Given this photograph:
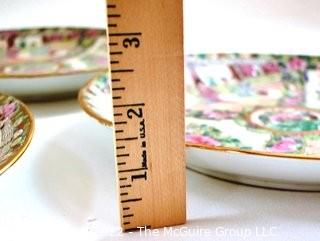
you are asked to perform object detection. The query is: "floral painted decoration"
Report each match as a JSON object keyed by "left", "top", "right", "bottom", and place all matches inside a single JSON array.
[
  {"left": 0, "top": 94, "right": 33, "bottom": 166},
  {"left": 78, "top": 74, "right": 113, "bottom": 126},
  {"left": 80, "top": 53, "right": 320, "bottom": 157},
  {"left": 185, "top": 54, "right": 320, "bottom": 156},
  {"left": 0, "top": 28, "right": 108, "bottom": 76}
]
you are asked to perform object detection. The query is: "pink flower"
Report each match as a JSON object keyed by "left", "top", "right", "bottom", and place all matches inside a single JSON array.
[
  {"left": 270, "top": 110, "right": 302, "bottom": 122},
  {"left": 196, "top": 82, "right": 220, "bottom": 101},
  {"left": 1, "top": 103, "right": 16, "bottom": 118},
  {"left": 270, "top": 138, "right": 297, "bottom": 153},
  {"left": 186, "top": 134, "right": 220, "bottom": 146},
  {"left": 282, "top": 95, "right": 303, "bottom": 106},
  {"left": 261, "top": 62, "right": 280, "bottom": 74},
  {"left": 86, "top": 29, "right": 99, "bottom": 37},
  {"left": 288, "top": 57, "right": 307, "bottom": 71},
  {"left": 237, "top": 64, "right": 256, "bottom": 77},
  {"left": 189, "top": 66, "right": 220, "bottom": 102},
  {"left": 203, "top": 110, "right": 235, "bottom": 120},
  {"left": 7, "top": 48, "right": 19, "bottom": 58}
]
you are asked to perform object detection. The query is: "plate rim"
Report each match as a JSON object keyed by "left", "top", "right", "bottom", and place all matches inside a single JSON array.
[
  {"left": 78, "top": 74, "right": 113, "bottom": 127},
  {"left": 79, "top": 74, "right": 320, "bottom": 161},
  {"left": 0, "top": 93, "right": 35, "bottom": 174},
  {"left": 0, "top": 27, "right": 108, "bottom": 79}
]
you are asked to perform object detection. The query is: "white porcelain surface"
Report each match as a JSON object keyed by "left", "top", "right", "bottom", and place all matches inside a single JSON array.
[
  {"left": 0, "top": 72, "right": 101, "bottom": 98},
  {"left": 1, "top": 100, "right": 318, "bottom": 241},
  {"left": 2, "top": 0, "right": 320, "bottom": 240},
  {"left": 187, "top": 147, "right": 320, "bottom": 190},
  {"left": 81, "top": 74, "right": 320, "bottom": 190}
]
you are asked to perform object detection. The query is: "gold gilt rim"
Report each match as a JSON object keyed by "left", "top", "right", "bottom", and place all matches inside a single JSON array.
[
  {"left": 0, "top": 27, "right": 107, "bottom": 79},
  {"left": 78, "top": 75, "right": 113, "bottom": 127},
  {"left": 0, "top": 93, "right": 35, "bottom": 175},
  {"left": 78, "top": 76, "right": 320, "bottom": 161},
  {"left": 185, "top": 142, "right": 320, "bottom": 161}
]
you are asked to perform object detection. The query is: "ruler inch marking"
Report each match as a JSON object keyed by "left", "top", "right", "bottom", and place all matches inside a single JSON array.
[
  {"left": 110, "top": 51, "right": 123, "bottom": 55},
  {"left": 108, "top": 14, "right": 121, "bottom": 18},
  {"left": 109, "top": 42, "right": 119, "bottom": 46},
  {"left": 109, "top": 32, "right": 142, "bottom": 37},
  {"left": 121, "top": 198, "right": 142, "bottom": 204},
  {"left": 113, "top": 103, "right": 145, "bottom": 108},
  {"left": 116, "top": 137, "right": 138, "bottom": 141},
  {"left": 117, "top": 154, "right": 130, "bottom": 157},
  {"left": 118, "top": 167, "right": 147, "bottom": 173},
  {"left": 114, "top": 121, "right": 127, "bottom": 125},
  {"left": 111, "top": 78, "right": 121, "bottom": 82},
  {"left": 111, "top": 69, "right": 134, "bottom": 73},
  {"left": 107, "top": 0, "right": 185, "bottom": 231},
  {"left": 120, "top": 185, "right": 132, "bottom": 188},
  {"left": 112, "top": 87, "right": 125, "bottom": 91}
]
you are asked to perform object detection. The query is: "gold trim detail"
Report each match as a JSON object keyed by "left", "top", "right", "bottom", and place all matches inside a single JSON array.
[
  {"left": 78, "top": 76, "right": 320, "bottom": 161},
  {"left": 185, "top": 142, "right": 320, "bottom": 161},
  {"left": 0, "top": 94, "right": 35, "bottom": 174},
  {"left": 78, "top": 75, "right": 113, "bottom": 127}
]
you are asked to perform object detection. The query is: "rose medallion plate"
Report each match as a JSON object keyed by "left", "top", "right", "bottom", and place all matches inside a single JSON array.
[
  {"left": 0, "top": 93, "right": 34, "bottom": 174},
  {"left": 0, "top": 28, "right": 108, "bottom": 100},
  {"left": 79, "top": 53, "right": 320, "bottom": 190},
  {"left": 78, "top": 74, "right": 112, "bottom": 126}
]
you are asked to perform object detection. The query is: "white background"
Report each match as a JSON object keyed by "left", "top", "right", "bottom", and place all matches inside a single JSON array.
[
  {"left": 2, "top": 0, "right": 320, "bottom": 55},
  {"left": 1, "top": 0, "right": 320, "bottom": 240}
]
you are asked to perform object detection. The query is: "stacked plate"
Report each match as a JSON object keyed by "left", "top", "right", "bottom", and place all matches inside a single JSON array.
[
  {"left": 3, "top": 27, "right": 320, "bottom": 190},
  {"left": 0, "top": 27, "right": 108, "bottom": 174},
  {"left": 79, "top": 53, "right": 320, "bottom": 191},
  {"left": 0, "top": 27, "right": 108, "bottom": 100},
  {"left": 0, "top": 93, "right": 34, "bottom": 174}
]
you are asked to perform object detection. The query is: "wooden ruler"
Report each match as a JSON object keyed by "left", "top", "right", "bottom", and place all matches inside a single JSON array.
[{"left": 106, "top": 0, "right": 186, "bottom": 232}]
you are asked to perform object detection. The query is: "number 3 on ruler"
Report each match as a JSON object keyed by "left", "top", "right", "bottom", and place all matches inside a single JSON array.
[{"left": 123, "top": 38, "right": 140, "bottom": 48}]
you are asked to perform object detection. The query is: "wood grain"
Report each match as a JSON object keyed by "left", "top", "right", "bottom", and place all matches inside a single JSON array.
[{"left": 106, "top": 0, "right": 186, "bottom": 231}]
